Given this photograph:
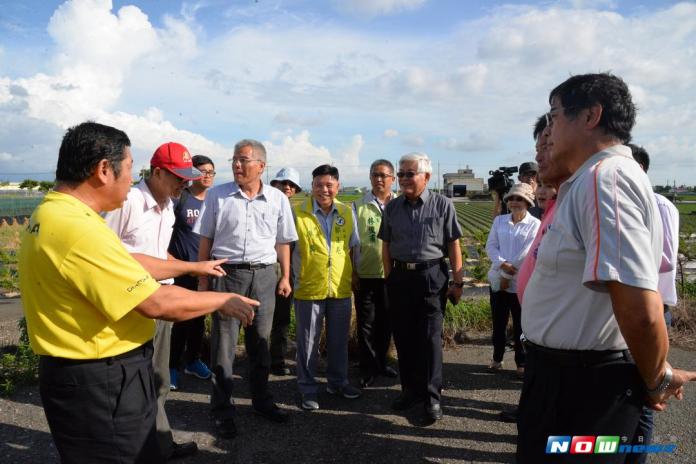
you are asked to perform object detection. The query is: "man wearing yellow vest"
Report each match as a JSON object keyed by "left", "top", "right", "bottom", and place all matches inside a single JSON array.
[
  {"left": 293, "top": 164, "right": 362, "bottom": 411},
  {"left": 352, "top": 159, "right": 399, "bottom": 388},
  {"left": 19, "top": 122, "right": 257, "bottom": 464}
]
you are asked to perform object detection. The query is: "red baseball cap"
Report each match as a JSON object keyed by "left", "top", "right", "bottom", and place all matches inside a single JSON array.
[{"left": 150, "top": 142, "right": 202, "bottom": 180}]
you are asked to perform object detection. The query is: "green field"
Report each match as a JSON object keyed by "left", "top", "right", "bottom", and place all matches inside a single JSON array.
[
  {"left": 454, "top": 201, "right": 494, "bottom": 238},
  {"left": 0, "top": 196, "right": 43, "bottom": 217}
]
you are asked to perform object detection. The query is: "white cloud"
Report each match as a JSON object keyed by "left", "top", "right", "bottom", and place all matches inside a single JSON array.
[
  {"left": 401, "top": 134, "right": 424, "bottom": 147},
  {"left": 335, "top": 0, "right": 427, "bottom": 18},
  {"left": 0, "top": 152, "right": 16, "bottom": 161},
  {"left": 263, "top": 131, "right": 366, "bottom": 186},
  {"left": 438, "top": 133, "right": 499, "bottom": 152},
  {"left": 2, "top": 1, "right": 696, "bottom": 185}
]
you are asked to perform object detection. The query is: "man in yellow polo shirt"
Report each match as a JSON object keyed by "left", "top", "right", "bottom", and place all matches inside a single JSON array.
[{"left": 19, "top": 122, "right": 258, "bottom": 464}]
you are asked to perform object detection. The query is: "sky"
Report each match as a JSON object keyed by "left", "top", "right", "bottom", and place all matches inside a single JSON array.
[{"left": 1, "top": 0, "right": 695, "bottom": 188}]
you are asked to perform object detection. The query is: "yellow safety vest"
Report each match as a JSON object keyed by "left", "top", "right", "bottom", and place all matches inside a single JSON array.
[{"left": 294, "top": 198, "right": 354, "bottom": 300}]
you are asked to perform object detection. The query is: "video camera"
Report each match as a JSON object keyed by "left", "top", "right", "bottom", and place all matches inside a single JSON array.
[{"left": 487, "top": 166, "right": 518, "bottom": 195}]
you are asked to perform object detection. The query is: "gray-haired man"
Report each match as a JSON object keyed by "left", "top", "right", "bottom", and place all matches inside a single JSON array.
[{"left": 195, "top": 139, "right": 298, "bottom": 438}]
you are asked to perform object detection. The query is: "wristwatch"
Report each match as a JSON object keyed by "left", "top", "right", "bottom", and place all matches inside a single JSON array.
[{"left": 646, "top": 366, "right": 673, "bottom": 395}]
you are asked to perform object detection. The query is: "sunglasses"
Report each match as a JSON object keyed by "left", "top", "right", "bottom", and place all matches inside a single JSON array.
[
  {"left": 276, "top": 180, "right": 297, "bottom": 189},
  {"left": 396, "top": 171, "right": 418, "bottom": 179},
  {"left": 506, "top": 196, "right": 525, "bottom": 202}
]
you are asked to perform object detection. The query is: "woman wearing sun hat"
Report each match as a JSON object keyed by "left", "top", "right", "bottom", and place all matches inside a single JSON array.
[
  {"left": 485, "top": 182, "right": 540, "bottom": 377},
  {"left": 269, "top": 167, "right": 302, "bottom": 376}
]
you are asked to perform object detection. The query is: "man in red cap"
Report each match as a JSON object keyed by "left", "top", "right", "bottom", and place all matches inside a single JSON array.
[{"left": 105, "top": 142, "right": 228, "bottom": 460}]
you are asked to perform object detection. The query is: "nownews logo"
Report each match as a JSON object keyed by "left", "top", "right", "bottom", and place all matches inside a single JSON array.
[{"left": 546, "top": 436, "right": 677, "bottom": 455}]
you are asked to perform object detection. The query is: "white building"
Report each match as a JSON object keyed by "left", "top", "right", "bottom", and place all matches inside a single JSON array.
[{"left": 442, "top": 167, "right": 485, "bottom": 196}]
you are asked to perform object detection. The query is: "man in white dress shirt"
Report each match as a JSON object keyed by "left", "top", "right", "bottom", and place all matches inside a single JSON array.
[
  {"left": 195, "top": 139, "right": 298, "bottom": 438},
  {"left": 105, "top": 142, "right": 230, "bottom": 460}
]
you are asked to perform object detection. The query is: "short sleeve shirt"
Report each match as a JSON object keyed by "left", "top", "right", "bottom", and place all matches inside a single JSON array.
[
  {"left": 193, "top": 181, "right": 298, "bottom": 264},
  {"left": 18, "top": 191, "right": 159, "bottom": 359},
  {"left": 379, "top": 189, "right": 462, "bottom": 261},
  {"left": 103, "top": 180, "right": 175, "bottom": 284},
  {"left": 168, "top": 189, "right": 204, "bottom": 262},
  {"left": 522, "top": 145, "right": 662, "bottom": 350}
]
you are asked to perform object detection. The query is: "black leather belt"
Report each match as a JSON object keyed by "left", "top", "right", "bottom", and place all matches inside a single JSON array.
[
  {"left": 393, "top": 258, "right": 443, "bottom": 271},
  {"left": 523, "top": 340, "right": 631, "bottom": 368},
  {"left": 41, "top": 340, "right": 153, "bottom": 366},
  {"left": 222, "top": 262, "right": 272, "bottom": 270}
]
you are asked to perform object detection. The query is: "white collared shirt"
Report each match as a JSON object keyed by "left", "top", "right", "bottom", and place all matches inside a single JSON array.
[
  {"left": 485, "top": 211, "right": 540, "bottom": 293},
  {"left": 522, "top": 144, "right": 662, "bottom": 350},
  {"left": 103, "top": 180, "right": 175, "bottom": 284},
  {"left": 655, "top": 193, "right": 679, "bottom": 306},
  {"left": 193, "top": 181, "right": 298, "bottom": 264}
]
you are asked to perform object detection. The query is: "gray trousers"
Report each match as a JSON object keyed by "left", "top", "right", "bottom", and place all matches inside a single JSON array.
[
  {"left": 294, "top": 298, "right": 352, "bottom": 395},
  {"left": 210, "top": 265, "right": 276, "bottom": 419},
  {"left": 152, "top": 319, "right": 173, "bottom": 457}
]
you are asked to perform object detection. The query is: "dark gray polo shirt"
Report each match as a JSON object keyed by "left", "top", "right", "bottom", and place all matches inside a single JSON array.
[{"left": 378, "top": 189, "right": 462, "bottom": 261}]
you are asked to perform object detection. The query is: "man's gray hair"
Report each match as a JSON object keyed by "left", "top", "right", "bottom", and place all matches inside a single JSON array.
[
  {"left": 234, "top": 139, "right": 267, "bottom": 162},
  {"left": 370, "top": 159, "right": 394, "bottom": 175},
  {"left": 399, "top": 152, "right": 432, "bottom": 174}
]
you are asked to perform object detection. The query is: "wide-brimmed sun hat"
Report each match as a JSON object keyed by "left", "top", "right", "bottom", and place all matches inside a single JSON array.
[
  {"left": 270, "top": 167, "right": 302, "bottom": 192},
  {"left": 503, "top": 182, "right": 535, "bottom": 207}
]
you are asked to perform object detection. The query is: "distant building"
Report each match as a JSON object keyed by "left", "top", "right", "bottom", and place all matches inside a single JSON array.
[{"left": 443, "top": 167, "right": 485, "bottom": 197}]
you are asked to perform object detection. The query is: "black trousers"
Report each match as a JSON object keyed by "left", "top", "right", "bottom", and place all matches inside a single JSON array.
[
  {"left": 386, "top": 262, "right": 448, "bottom": 405},
  {"left": 169, "top": 274, "right": 206, "bottom": 369},
  {"left": 355, "top": 278, "right": 392, "bottom": 377},
  {"left": 489, "top": 289, "right": 524, "bottom": 367},
  {"left": 516, "top": 346, "right": 644, "bottom": 463},
  {"left": 270, "top": 289, "right": 293, "bottom": 368},
  {"left": 39, "top": 342, "right": 164, "bottom": 464}
]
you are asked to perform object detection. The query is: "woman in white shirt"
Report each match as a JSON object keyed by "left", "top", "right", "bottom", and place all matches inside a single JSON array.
[{"left": 485, "top": 183, "right": 540, "bottom": 377}]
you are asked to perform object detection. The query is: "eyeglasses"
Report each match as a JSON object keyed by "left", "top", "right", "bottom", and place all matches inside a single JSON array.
[
  {"left": 371, "top": 172, "right": 394, "bottom": 179},
  {"left": 396, "top": 171, "right": 418, "bottom": 179},
  {"left": 230, "top": 157, "right": 261, "bottom": 166},
  {"left": 506, "top": 196, "right": 525, "bottom": 202},
  {"left": 198, "top": 170, "right": 216, "bottom": 177}
]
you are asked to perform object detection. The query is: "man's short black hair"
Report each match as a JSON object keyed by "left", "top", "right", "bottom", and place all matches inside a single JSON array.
[
  {"left": 628, "top": 143, "right": 649, "bottom": 173},
  {"left": 56, "top": 121, "right": 131, "bottom": 183},
  {"left": 192, "top": 155, "right": 214, "bottom": 168},
  {"left": 533, "top": 113, "right": 547, "bottom": 140},
  {"left": 549, "top": 73, "right": 636, "bottom": 143},
  {"left": 312, "top": 164, "right": 339, "bottom": 180}
]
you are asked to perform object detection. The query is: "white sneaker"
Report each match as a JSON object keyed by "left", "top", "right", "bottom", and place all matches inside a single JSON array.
[
  {"left": 301, "top": 394, "right": 319, "bottom": 411},
  {"left": 488, "top": 361, "right": 504, "bottom": 371}
]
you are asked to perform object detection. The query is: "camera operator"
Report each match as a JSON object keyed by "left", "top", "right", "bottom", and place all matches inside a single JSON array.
[{"left": 491, "top": 162, "right": 542, "bottom": 219}]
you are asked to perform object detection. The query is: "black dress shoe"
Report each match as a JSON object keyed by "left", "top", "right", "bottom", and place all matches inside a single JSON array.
[
  {"left": 391, "top": 393, "right": 423, "bottom": 411},
  {"left": 170, "top": 441, "right": 198, "bottom": 459},
  {"left": 254, "top": 403, "right": 289, "bottom": 423},
  {"left": 215, "top": 417, "right": 237, "bottom": 439},
  {"left": 360, "top": 375, "right": 375, "bottom": 387},
  {"left": 271, "top": 365, "right": 291, "bottom": 376},
  {"left": 382, "top": 366, "right": 398, "bottom": 378},
  {"left": 425, "top": 403, "right": 443, "bottom": 422}
]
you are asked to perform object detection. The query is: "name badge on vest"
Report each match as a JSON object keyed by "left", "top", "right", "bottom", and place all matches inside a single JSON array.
[{"left": 335, "top": 216, "right": 345, "bottom": 226}]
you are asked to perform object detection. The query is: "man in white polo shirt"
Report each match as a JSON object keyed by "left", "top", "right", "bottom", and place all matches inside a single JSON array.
[
  {"left": 105, "top": 142, "right": 229, "bottom": 460},
  {"left": 518, "top": 73, "right": 696, "bottom": 463}
]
